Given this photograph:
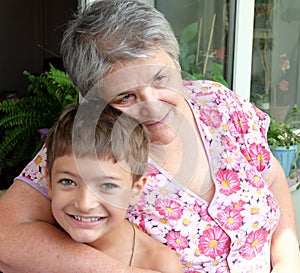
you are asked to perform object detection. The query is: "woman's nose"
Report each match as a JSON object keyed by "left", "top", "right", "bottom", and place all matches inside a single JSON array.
[
  {"left": 138, "top": 85, "right": 156, "bottom": 101},
  {"left": 137, "top": 86, "right": 160, "bottom": 118}
]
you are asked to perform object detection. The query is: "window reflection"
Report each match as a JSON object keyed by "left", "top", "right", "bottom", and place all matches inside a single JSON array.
[
  {"left": 251, "top": 0, "right": 300, "bottom": 122},
  {"left": 156, "top": 0, "right": 231, "bottom": 87}
]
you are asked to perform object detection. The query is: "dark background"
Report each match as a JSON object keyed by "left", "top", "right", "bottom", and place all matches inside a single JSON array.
[{"left": 0, "top": 0, "right": 77, "bottom": 189}]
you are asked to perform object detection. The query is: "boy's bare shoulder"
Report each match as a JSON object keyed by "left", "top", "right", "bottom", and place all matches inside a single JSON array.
[{"left": 133, "top": 227, "right": 183, "bottom": 273}]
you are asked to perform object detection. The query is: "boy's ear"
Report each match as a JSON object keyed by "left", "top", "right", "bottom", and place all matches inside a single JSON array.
[
  {"left": 45, "top": 169, "right": 52, "bottom": 198},
  {"left": 129, "top": 175, "right": 146, "bottom": 205}
]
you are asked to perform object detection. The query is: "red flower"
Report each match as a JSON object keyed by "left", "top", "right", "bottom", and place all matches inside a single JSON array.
[
  {"left": 155, "top": 199, "right": 183, "bottom": 220},
  {"left": 217, "top": 206, "right": 243, "bottom": 230},
  {"left": 231, "top": 111, "right": 250, "bottom": 134},
  {"left": 240, "top": 229, "right": 268, "bottom": 259},
  {"left": 280, "top": 59, "right": 290, "bottom": 71},
  {"left": 246, "top": 143, "right": 271, "bottom": 172},
  {"left": 200, "top": 109, "right": 222, "bottom": 128},
  {"left": 199, "top": 226, "right": 230, "bottom": 258},
  {"left": 166, "top": 231, "right": 188, "bottom": 250},
  {"left": 279, "top": 80, "right": 289, "bottom": 91},
  {"left": 216, "top": 169, "right": 241, "bottom": 195}
]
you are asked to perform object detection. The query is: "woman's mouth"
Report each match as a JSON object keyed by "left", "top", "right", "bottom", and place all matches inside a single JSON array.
[{"left": 144, "top": 112, "right": 169, "bottom": 128}]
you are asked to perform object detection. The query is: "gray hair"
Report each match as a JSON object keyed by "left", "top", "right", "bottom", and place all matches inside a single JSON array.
[{"left": 60, "top": 0, "right": 179, "bottom": 97}]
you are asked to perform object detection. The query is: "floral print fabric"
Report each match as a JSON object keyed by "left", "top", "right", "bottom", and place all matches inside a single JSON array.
[
  {"left": 16, "top": 144, "right": 49, "bottom": 197},
  {"left": 127, "top": 81, "right": 280, "bottom": 272},
  {"left": 17, "top": 80, "right": 279, "bottom": 272}
]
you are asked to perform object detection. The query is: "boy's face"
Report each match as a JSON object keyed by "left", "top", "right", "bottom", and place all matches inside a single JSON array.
[{"left": 48, "top": 154, "right": 145, "bottom": 243}]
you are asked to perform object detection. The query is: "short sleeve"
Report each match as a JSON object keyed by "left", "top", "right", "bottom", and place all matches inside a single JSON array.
[{"left": 14, "top": 144, "right": 49, "bottom": 198}]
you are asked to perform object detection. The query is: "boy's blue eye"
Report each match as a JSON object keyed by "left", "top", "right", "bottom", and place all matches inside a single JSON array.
[
  {"left": 100, "top": 183, "right": 118, "bottom": 190},
  {"left": 59, "top": 179, "right": 76, "bottom": 186}
]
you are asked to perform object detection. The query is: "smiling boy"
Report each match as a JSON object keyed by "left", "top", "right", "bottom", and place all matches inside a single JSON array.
[{"left": 45, "top": 100, "right": 183, "bottom": 272}]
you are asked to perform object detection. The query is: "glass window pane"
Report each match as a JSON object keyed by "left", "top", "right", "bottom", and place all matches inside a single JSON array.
[
  {"left": 156, "top": 0, "right": 233, "bottom": 87},
  {"left": 251, "top": 0, "right": 300, "bottom": 122}
]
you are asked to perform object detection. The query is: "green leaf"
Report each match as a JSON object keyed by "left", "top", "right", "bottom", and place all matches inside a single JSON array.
[
  {"left": 180, "top": 43, "right": 189, "bottom": 59},
  {"left": 180, "top": 22, "right": 198, "bottom": 43}
]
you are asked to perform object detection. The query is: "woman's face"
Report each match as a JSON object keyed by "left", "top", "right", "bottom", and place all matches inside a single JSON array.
[{"left": 96, "top": 49, "right": 188, "bottom": 145}]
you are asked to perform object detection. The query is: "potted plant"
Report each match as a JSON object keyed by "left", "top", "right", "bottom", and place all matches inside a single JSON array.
[
  {"left": 267, "top": 105, "right": 300, "bottom": 179},
  {"left": 179, "top": 21, "right": 228, "bottom": 87},
  {"left": 0, "top": 65, "right": 78, "bottom": 178}
]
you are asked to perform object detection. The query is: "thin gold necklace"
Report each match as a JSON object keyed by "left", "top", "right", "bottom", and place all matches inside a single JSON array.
[{"left": 128, "top": 222, "right": 136, "bottom": 266}]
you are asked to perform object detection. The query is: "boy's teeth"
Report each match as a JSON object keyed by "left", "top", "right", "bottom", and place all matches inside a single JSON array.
[{"left": 73, "top": 216, "right": 101, "bottom": 222}]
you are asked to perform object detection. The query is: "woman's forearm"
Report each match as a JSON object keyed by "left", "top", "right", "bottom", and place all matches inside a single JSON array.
[
  {"left": 268, "top": 160, "right": 300, "bottom": 272},
  {"left": 1, "top": 221, "right": 159, "bottom": 273},
  {"left": 0, "top": 181, "right": 159, "bottom": 273}
]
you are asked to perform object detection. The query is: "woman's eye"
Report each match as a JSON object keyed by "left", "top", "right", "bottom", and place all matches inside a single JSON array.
[
  {"left": 153, "top": 75, "right": 166, "bottom": 85},
  {"left": 59, "top": 179, "right": 76, "bottom": 186},
  {"left": 119, "top": 93, "right": 135, "bottom": 104},
  {"left": 111, "top": 93, "right": 135, "bottom": 107}
]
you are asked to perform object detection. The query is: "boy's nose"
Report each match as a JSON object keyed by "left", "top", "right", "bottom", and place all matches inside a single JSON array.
[{"left": 75, "top": 186, "right": 99, "bottom": 212}]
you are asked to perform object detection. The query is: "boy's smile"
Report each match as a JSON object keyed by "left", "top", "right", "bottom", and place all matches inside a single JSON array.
[{"left": 48, "top": 154, "right": 145, "bottom": 243}]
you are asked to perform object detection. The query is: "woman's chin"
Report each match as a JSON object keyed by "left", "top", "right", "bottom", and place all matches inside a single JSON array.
[{"left": 148, "top": 126, "right": 177, "bottom": 145}]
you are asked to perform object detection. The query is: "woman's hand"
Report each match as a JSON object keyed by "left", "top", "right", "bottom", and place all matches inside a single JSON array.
[{"left": 0, "top": 180, "right": 161, "bottom": 273}]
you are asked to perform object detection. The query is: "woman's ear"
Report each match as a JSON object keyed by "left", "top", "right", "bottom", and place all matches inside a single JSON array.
[
  {"left": 129, "top": 175, "right": 146, "bottom": 205},
  {"left": 46, "top": 169, "right": 53, "bottom": 198}
]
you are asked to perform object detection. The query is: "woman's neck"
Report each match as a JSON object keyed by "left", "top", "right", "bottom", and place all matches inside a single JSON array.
[{"left": 149, "top": 99, "right": 205, "bottom": 188}]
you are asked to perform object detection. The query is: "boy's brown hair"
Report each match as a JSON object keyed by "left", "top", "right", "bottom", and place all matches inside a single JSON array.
[{"left": 46, "top": 99, "right": 150, "bottom": 182}]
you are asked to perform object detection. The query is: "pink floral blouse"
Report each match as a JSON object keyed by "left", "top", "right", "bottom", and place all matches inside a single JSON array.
[{"left": 17, "top": 80, "right": 279, "bottom": 273}]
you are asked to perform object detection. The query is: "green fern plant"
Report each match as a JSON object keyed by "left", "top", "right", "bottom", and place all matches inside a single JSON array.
[{"left": 0, "top": 65, "right": 78, "bottom": 174}]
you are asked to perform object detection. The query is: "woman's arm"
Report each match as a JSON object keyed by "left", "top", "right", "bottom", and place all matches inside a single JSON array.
[
  {"left": 263, "top": 156, "right": 300, "bottom": 273},
  {"left": 0, "top": 180, "right": 159, "bottom": 273}
]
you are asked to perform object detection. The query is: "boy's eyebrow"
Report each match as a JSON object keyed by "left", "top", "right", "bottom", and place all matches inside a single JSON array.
[
  {"left": 54, "top": 170, "right": 81, "bottom": 180},
  {"left": 55, "top": 170, "right": 122, "bottom": 183}
]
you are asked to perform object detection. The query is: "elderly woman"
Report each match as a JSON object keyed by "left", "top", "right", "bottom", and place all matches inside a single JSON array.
[{"left": 0, "top": 1, "right": 299, "bottom": 272}]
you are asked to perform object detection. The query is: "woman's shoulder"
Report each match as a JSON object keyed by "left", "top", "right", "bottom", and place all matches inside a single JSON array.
[
  {"left": 134, "top": 227, "right": 183, "bottom": 273},
  {"left": 183, "top": 80, "right": 267, "bottom": 119},
  {"left": 182, "top": 80, "right": 241, "bottom": 108},
  {"left": 182, "top": 79, "right": 233, "bottom": 95}
]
